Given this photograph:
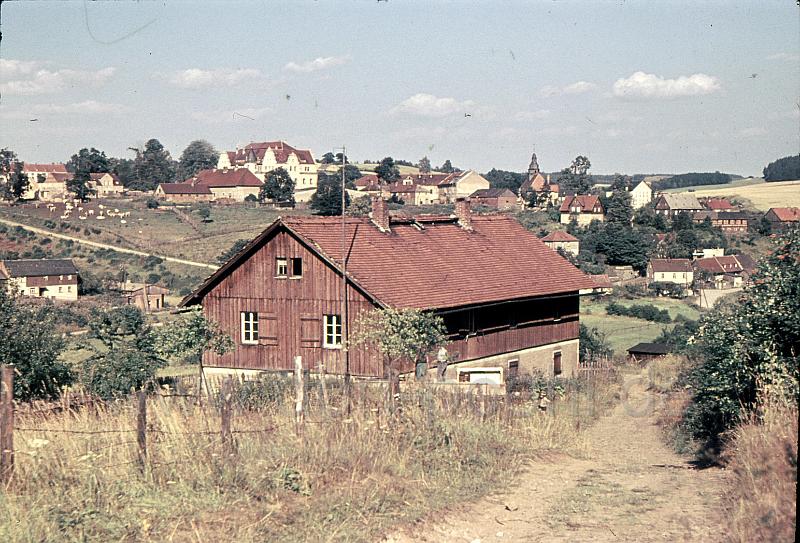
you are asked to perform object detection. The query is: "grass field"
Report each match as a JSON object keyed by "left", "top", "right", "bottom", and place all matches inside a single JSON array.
[
  {"left": 664, "top": 178, "right": 800, "bottom": 211},
  {"left": 663, "top": 176, "right": 765, "bottom": 193},
  {"left": 580, "top": 297, "right": 702, "bottom": 355}
]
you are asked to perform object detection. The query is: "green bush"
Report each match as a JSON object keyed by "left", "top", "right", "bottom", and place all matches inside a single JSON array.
[{"left": 606, "top": 302, "right": 671, "bottom": 323}]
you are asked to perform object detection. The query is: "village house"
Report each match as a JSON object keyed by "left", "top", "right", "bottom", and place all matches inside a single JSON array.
[
  {"left": 217, "top": 141, "right": 319, "bottom": 202},
  {"left": 764, "top": 207, "right": 800, "bottom": 231},
  {"left": 0, "top": 259, "right": 79, "bottom": 301},
  {"left": 693, "top": 253, "right": 757, "bottom": 289},
  {"left": 88, "top": 172, "right": 125, "bottom": 197},
  {"left": 354, "top": 171, "right": 491, "bottom": 205},
  {"left": 125, "top": 284, "right": 169, "bottom": 312},
  {"left": 692, "top": 210, "right": 749, "bottom": 232},
  {"left": 700, "top": 197, "right": 736, "bottom": 212},
  {"left": 646, "top": 258, "right": 694, "bottom": 292},
  {"left": 386, "top": 182, "right": 439, "bottom": 206},
  {"left": 181, "top": 198, "right": 594, "bottom": 383},
  {"left": 155, "top": 169, "right": 263, "bottom": 203},
  {"left": 518, "top": 152, "right": 559, "bottom": 206},
  {"left": 469, "top": 188, "right": 517, "bottom": 210},
  {"left": 653, "top": 193, "right": 704, "bottom": 217},
  {"left": 629, "top": 179, "right": 653, "bottom": 210},
  {"left": 21, "top": 163, "right": 68, "bottom": 200},
  {"left": 559, "top": 195, "right": 605, "bottom": 225},
  {"left": 353, "top": 174, "right": 381, "bottom": 192},
  {"left": 540, "top": 230, "right": 580, "bottom": 256}
]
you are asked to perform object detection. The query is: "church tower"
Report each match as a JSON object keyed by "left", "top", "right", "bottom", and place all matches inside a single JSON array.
[{"left": 527, "top": 152, "right": 540, "bottom": 182}]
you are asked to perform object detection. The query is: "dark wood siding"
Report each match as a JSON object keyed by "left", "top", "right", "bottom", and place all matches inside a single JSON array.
[{"left": 200, "top": 226, "right": 581, "bottom": 377}]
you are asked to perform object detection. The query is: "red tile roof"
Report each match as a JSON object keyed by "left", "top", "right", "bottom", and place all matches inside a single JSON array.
[
  {"left": 649, "top": 258, "right": 692, "bottom": 273},
  {"left": 157, "top": 183, "right": 212, "bottom": 195},
  {"left": 541, "top": 231, "right": 578, "bottom": 242},
  {"left": 89, "top": 172, "right": 122, "bottom": 186},
  {"left": 22, "top": 163, "right": 67, "bottom": 174},
  {"left": 354, "top": 174, "right": 380, "bottom": 187},
  {"left": 590, "top": 274, "right": 613, "bottom": 289},
  {"left": 694, "top": 254, "right": 756, "bottom": 274},
  {"left": 192, "top": 168, "right": 263, "bottom": 188},
  {"left": 768, "top": 207, "right": 800, "bottom": 222},
  {"left": 228, "top": 141, "right": 315, "bottom": 166},
  {"left": 702, "top": 197, "right": 735, "bottom": 211},
  {"left": 471, "top": 188, "right": 516, "bottom": 199},
  {"left": 519, "top": 172, "right": 547, "bottom": 194},
  {"left": 183, "top": 214, "right": 594, "bottom": 310},
  {"left": 559, "top": 195, "right": 604, "bottom": 214}
]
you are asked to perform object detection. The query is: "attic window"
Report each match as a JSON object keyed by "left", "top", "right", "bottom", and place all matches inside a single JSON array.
[
  {"left": 290, "top": 258, "right": 303, "bottom": 278},
  {"left": 276, "top": 258, "right": 288, "bottom": 277}
]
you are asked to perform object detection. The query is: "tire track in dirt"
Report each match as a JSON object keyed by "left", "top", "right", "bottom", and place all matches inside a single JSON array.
[{"left": 386, "top": 369, "right": 728, "bottom": 543}]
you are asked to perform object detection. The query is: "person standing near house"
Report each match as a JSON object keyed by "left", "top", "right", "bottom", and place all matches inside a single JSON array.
[{"left": 538, "top": 390, "right": 551, "bottom": 413}]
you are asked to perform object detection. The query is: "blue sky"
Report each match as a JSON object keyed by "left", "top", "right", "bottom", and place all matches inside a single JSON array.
[{"left": 1, "top": 1, "right": 798, "bottom": 176}]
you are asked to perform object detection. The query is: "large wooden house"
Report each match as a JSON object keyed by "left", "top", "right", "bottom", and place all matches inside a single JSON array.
[{"left": 182, "top": 198, "right": 593, "bottom": 382}]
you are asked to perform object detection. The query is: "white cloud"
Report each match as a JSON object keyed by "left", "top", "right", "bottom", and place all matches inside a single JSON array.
[
  {"left": 563, "top": 81, "right": 596, "bottom": 94},
  {"left": 612, "top": 71, "right": 720, "bottom": 99},
  {"left": 0, "top": 58, "right": 40, "bottom": 78},
  {"left": 1, "top": 100, "right": 128, "bottom": 120},
  {"left": 168, "top": 68, "right": 262, "bottom": 89},
  {"left": 0, "top": 64, "right": 116, "bottom": 95},
  {"left": 539, "top": 81, "right": 596, "bottom": 97},
  {"left": 284, "top": 55, "right": 349, "bottom": 73},
  {"left": 392, "top": 93, "right": 475, "bottom": 117},
  {"left": 766, "top": 52, "right": 800, "bottom": 62},
  {"left": 191, "top": 107, "right": 272, "bottom": 123}
]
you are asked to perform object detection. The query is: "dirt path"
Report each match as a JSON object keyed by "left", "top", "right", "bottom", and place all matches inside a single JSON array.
[
  {"left": 0, "top": 217, "right": 218, "bottom": 270},
  {"left": 387, "top": 369, "right": 729, "bottom": 543}
]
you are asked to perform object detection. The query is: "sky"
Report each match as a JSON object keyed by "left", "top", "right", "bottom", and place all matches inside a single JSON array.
[{"left": 1, "top": 0, "right": 798, "bottom": 176}]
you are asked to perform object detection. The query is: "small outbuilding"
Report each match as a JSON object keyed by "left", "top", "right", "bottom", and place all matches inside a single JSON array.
[
  {"left": 541, "top": 230, "right": 580, "bottom": 256},
  {"left": 627, "top": 342, "right": 669, "bottom": 363}
]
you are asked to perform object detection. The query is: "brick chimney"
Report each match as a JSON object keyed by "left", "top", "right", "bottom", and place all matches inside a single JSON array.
[
  {"left": 454, "top": 197, "right": 472, "bottom": 230},
  {"left": 370, "top": 195, "right": 390, "bottom": 232}
]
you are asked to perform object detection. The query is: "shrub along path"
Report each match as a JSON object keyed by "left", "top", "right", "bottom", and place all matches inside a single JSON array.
[{"left": 387, "top": 368, "right": 730, "bottom": 543}]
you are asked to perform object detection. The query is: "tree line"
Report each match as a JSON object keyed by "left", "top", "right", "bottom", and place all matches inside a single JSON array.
[{"left": 763, "top": 154, "right": 800, "bottom": 182}]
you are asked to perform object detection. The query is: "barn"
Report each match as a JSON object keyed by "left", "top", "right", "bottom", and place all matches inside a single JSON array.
[{"left": 181, "top": 198, "right": 593, "bottom": 382}]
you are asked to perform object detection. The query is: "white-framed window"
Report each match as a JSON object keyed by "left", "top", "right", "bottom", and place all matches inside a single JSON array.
[
  {"left": 241, "top": 311, "right": 259, "bottom": 344},
  {"left": 276, "top": 257, "right": 288, "bottom": 277},
  {"left": 323, "top": 314, "right": 342, "bottom": 348}
]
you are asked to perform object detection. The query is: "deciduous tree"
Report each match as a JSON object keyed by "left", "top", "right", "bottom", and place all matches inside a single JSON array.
[
  {"left": 310, "top": 173, "right": 350, "bottom": 216},
  {"left": 131, "top": 139, "right": 176, "bottom": 191},
  {"left": 259, "top": 167, "right": 295, "bottom": 205},
  {"left": 418, "top": 156, "right": 431, "bottom": 173},
  {"left": 375, "top": 156, "right": 400, "bottom": 184},
  {"left": 177, "top": 139, "right": 218, "bottom": 180}
]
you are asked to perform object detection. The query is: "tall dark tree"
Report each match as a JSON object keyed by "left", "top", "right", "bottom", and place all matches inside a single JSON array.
[
  {"left": 439, "top": 159, "right": 455, "bottom": 173},
  {"left": 484, "top": 168, "right": 526, "bottom": 193},
  {"left": 375, "top": 156, "right": 400, "bottom": 184},
  {"left": 0, "top": 149, "right": 29, "bottom": 202},
  {"left": 418, "top": 156, "right": 431, "bottom": 173},
  {"left": 310, "top": 173, "right": 350, "bottom": 216},
  {"left": 763, "top": 154, "right": 800, "bottom": 182},
  {"left": 320, "top": 152, "right": 336, "bottom": 164},
  {"left": 610, "top": 173, "right": 632, "bottom": 191},
  {"left": 259, "top": 167, "right": 295, "bottom": 205},
  {"left": 109, "top": 157, "right": 136, "bottom": 186},
  {"left": 557, "top": 156, "right": 593, "bottom": 194},
  {"left": 66, "top": 147, "right": 110, "bottom": 175},
  {"left": 177, "top": 139, "right": 218, "bottom": 180},
  {"left": 605, "top": 189, "right": 634, "bottom": 224},
  {"left": 66, "top": 173, "right": 96, "bottom": 202},
  {"left": 131, "top": 139, "right": 176, "bottom": 191}
]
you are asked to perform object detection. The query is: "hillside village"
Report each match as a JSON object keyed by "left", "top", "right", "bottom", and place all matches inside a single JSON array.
[{"left": 1, "top": 2, "right": 798, "bottom": 541}]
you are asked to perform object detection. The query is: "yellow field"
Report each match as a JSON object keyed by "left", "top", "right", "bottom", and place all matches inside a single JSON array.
[{"left": 685, "top": 179, "right": 800, "bottom": 211}]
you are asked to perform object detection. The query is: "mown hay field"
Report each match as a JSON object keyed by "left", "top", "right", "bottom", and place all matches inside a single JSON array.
[{"left": 679, "top": 179, "right": 800, "bottom": 211}]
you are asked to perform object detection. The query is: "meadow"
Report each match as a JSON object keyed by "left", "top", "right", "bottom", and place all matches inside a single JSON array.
[
  {"left": 0, "top": 371, "right": 621, "bottom": 542},
  {"left": 665, "top": 178, "right": 800, "bottom": 211}
]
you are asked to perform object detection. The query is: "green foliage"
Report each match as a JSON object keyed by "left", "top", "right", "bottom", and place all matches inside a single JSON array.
[
  {"left": 259, "top": 167, "right": 295, "bottom": 205},
  {"left": 606, "top": 302, "right": 671, "bottom": 323},
  {"left": 484, "top": 168, "right": 525, "bottom": 193},
  {"left": 654, "top": 315, "right": 699, "bottom": 354},
  {"left": 653, "top": 171, "right": 730, "bottom": 191},
  {"left": 682, "top": 229, "right": 799, "bottom": 442},
  {"left": 217, "top": 238, "right": 249, "bottom": 264},
  {"left": 177, "top": 139, "right": 218, "bottom": 180},
  {"left": 605, "top": 190, "right": 633, "bottom": 224},
  {"left": 145, "top": 197, "right": 160, "bottom": 209},
  {"left": 579, "top": 324, "right": 613, "bottom": 362},
  {"left": 320, "top": 152, "right": 336, "bottom": 164},
  {"left": 0, "top": 150, "right": 30, "bottom": 202},
  {"left": 648, "top": 281, "right": 687, "bottom": 298},
  {"left": 762, "top": 154, "right": 800, "bottom": 182},
  {"left": 375, "top": 157, "right": 400, "bottom": 183},
  {"left": 346, "top": 194, "right": 372, "bottom": 217},
  {"left": 556, "top": 156, "right": 593, "bottom": 194},
  {"left": 418, "top": 156, "right": 431, "bottom": 173},
  {"left": 66, "top": 172, "right": 96, "bottom": 202},
  {"left": 0, "top": 289, "right": 72, "bottom": 400},
  {"left": 310, "top": 172, "right": 350, "bottom": 216},
  {"left": 66, "top": 147, "right": 110, "bottom": 175},
  {"left": 352, "top": 308, "right": 447, "bottom": 376},
  {"left": 130, "top": 139, "right": 176, "bottom": 191},
  {"left": 633, "top": 206, "right": 667, "bottom": 230},
  {"left": 438, "top": 159, "right": 456, "bottom": 173},
  {"left": 155, "top": 307, "right": 233, "bottom": 365}
]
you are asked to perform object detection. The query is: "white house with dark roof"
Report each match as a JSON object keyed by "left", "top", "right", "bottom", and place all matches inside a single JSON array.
[
  {"left": 630, "top": 180, "right": 653, "bottom": 210},
  {"left": 0, "top": 259, "right": 79, "bottom": 300}
]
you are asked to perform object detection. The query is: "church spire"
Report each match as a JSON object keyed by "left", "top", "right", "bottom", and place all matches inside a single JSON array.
[{"left": 527, "top": 151, "right": 540, "bottom": 180}]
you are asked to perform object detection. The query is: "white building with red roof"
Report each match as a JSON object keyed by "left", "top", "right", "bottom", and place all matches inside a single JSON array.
[
  {"left": 155, "top": 168, "right": 263, "bottom": 202},
  {"left": 559, "top": 195, "right": 605, "bottom": 225},
  {"left": 217, "top": 140, "right": 319, "bottom": 202},
  {"left": 540, "top": 230, "right": 580, "bottom": 256}
]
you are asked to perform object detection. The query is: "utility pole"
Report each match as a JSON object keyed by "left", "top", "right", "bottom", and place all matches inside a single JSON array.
[{"left": 336, "top": 147, "right": 351, "bottom": 387}]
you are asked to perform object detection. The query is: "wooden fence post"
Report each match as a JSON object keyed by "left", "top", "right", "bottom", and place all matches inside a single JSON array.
[
  {"left": 294, "top": 356, "right": 304, "bottom": 436},
  {"left": 220, "top": 377, "right": 233, "bottom": 450},
  {"left": 136, "top": 390, "right": 147, "bottom": 470},
  {"left": 1, "top": 366, "right": 14, "bottom": 486}
]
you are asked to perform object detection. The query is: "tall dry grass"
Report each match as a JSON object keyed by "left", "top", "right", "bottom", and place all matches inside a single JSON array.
[
  {"left": 723, "top": 397, "right": 797, "bottom": 543},
  {"left": 0, "top": 371, "right": 620, "bottom": 542}
]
